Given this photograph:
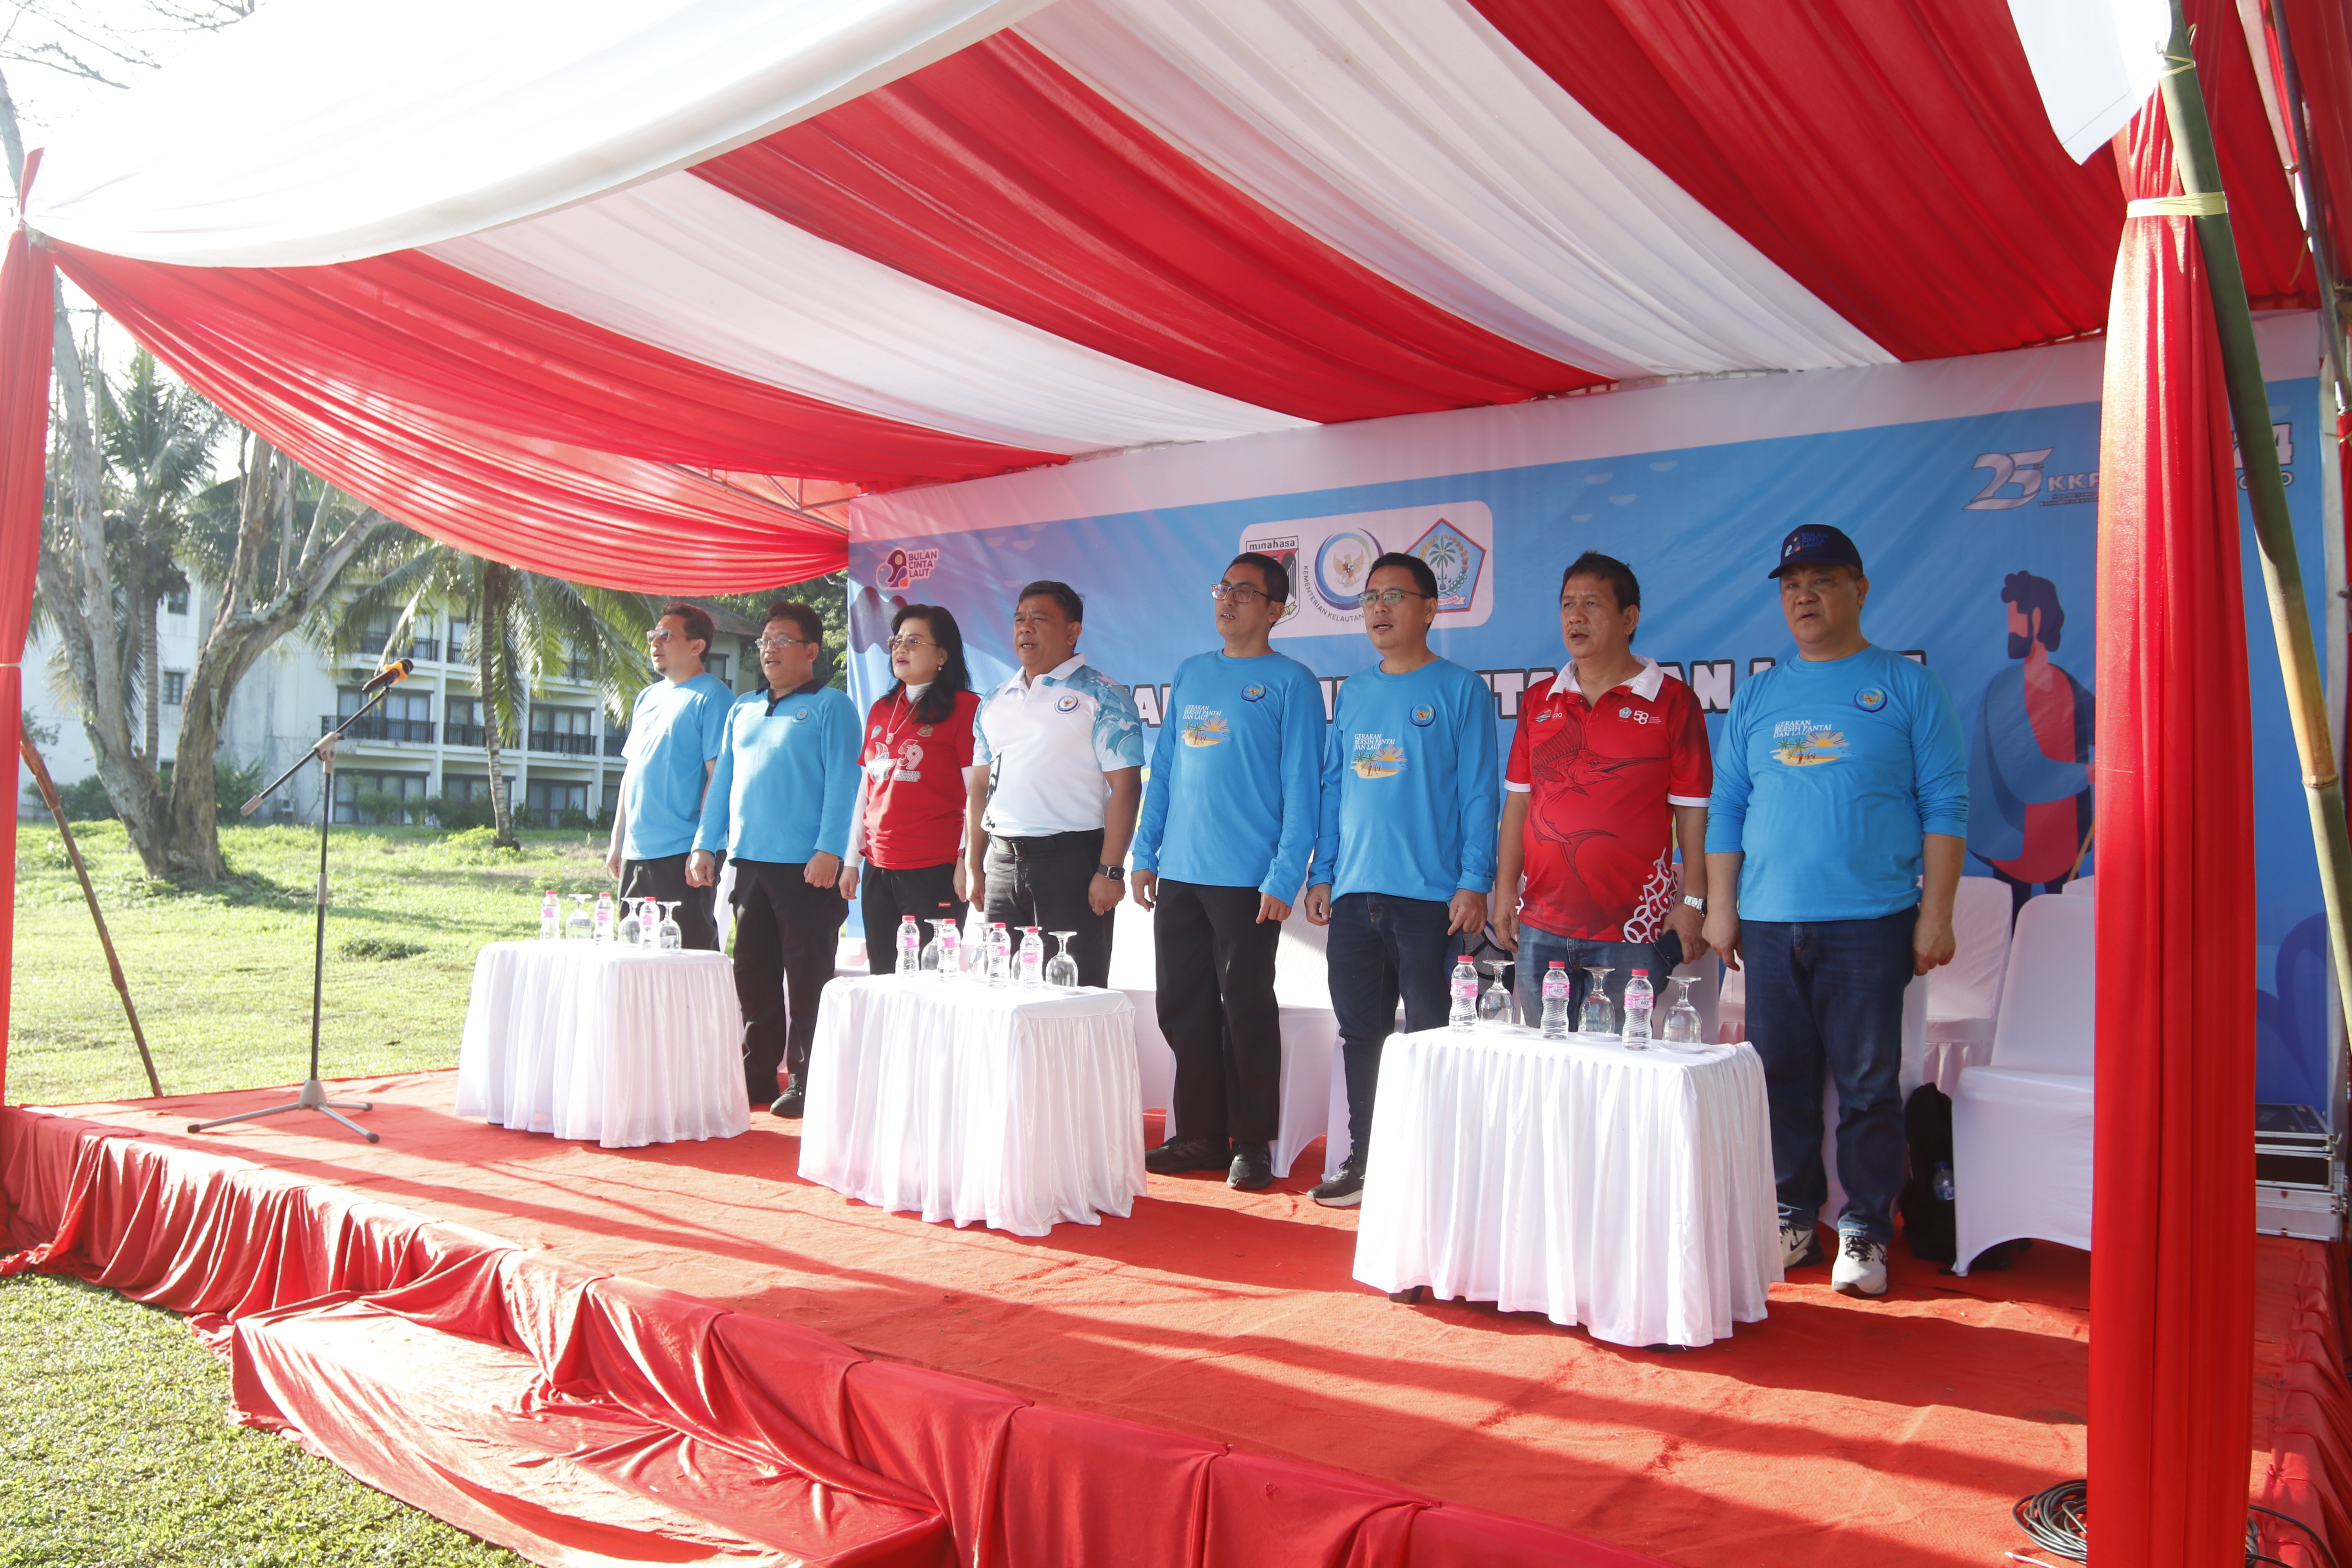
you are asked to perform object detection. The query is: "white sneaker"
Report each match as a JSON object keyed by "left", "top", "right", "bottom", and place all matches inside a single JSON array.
[
  {"left": 1831, "top": 1234, "right": 1889, "bottom": 1298},
  {"left": 1780, "top": 1223, "right": 1822, "bottom": 1269}
]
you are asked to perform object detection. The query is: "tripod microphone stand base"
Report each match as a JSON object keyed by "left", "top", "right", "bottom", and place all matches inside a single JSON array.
[{"left": 187, "top": 1076, "right": 377, "bottom": 1143}]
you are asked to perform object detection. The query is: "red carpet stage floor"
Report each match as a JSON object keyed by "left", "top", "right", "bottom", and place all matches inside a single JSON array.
[{"left": 3, "top": 1071, "right": 2345, "bottom": 1567}]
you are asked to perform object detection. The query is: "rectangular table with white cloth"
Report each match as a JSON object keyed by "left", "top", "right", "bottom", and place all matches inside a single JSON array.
[
  {"left": 800, "top": 977, "right": 1144, "bottom": 1237},
  {"left": 1353, "top": 1025, "right": 1781, "bottom": 1348},
  {"left": 454, "top": 940, "right": 749, "bottom": 1149}
]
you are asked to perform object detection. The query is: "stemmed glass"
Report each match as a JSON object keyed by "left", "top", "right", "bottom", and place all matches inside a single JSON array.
[
  {"left": 1662, "top": 975, "right": 1703, "bottom": 1045},
  {"left": 1477, "top": 960, "right": 1514, "bottom": 1026},
  {"left": 565, "top": 893, "right": 595, "bottom": 942},
  {"left": 1577, "top": 965, "right": 1616, "bottom": 1036},
  {"left": 618, "top": 899, "right": 643, "bottom": 946},
  {"left": 657, "top": 901, "right": 683, "bottom": 952},
  {"left": 1045, "top": 931, "right": 1081, "bottom": 989}
]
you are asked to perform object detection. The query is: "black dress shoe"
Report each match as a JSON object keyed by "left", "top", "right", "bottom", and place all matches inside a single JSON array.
[
  {"left": 1145, "top": 1135, "right": 1229, "bottom": 1174},
  {"left": 770, "top": 1085, "right": 805, "bottom": 1119},
  {"left": 1228, "top": 1142, "right": 1274, "bottom": 1191}
]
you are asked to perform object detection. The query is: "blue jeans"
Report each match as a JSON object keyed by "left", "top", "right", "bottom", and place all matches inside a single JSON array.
[
  {"left": 1512, "top": 924, "right": 1676, "bottom": 1027},
  {"left": 1742, "top": 907, "right": 1916, "bottom": 1244},
  {"left": 1326, "top": 891, "right": 1456, "bottom": 1161}
]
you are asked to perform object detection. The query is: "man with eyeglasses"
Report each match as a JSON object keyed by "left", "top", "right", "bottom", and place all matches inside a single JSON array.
[
  {"left": 1302, "top": 553, "right": 1499, "bottom": 1207},
  {"left": 690, "top": 602, "right": 859, "bottom": 1117},
  {"left": 605, "top": 601, "right": 733, "bottom": 950},
  {"left": 1130, "top": 553, "right": 1324, "bottom": 1191},
  {"left": 961, "top": 580, "right": 1145, "bottom": 989}
]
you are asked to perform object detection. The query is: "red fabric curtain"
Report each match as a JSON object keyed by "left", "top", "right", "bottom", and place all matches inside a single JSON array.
[
  {"left": 2088, "top": 94, "right": 2258, "bottom": 1567},
  {"left": 0, "top": 230, "right": 56, "bottom": 1104}
]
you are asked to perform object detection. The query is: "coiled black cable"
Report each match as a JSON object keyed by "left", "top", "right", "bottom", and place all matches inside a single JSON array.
[{"left": 2011, "top": 1483, "right": 2340, "bottom": 1568}]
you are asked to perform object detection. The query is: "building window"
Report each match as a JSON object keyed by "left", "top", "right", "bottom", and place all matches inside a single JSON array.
[
  {"left": 164, "top": 588, "right": 188, "bottom": 616},
  {"left": 335, "top": 687, "right": 434, "bottom": 743},
  {"left": 161, "top": 671, "right": 186, "bottom": 706},
  {"left": 332, "top": 771, "right": 429, "bottom": 825},
  {"left": 528, "top": 706, "right": 596, "bottom": 755},
  {"left": 708, "top": 653, "right": 729, "bottom": 685},
  {"left": 523, "top": 779, "right": 592, "bottom": 828}
]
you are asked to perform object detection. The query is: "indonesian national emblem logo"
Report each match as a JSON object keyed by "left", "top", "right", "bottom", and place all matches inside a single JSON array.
[
  {"left": 1854, "top": 688, "right": 1888, "bottom": 712},
  {"left": 1314, "top": 530, "right": 1379, "bottom": 612},
  {"left": 1409, "top": 702, "right": 1436, "bottom": 728},
  {"left": 1241, "top": 682, "right": 1267, "bottom": 702}
]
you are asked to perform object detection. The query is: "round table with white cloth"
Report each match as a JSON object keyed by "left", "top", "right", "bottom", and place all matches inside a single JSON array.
[
  {"left": 800, "top": 976, "right": 1143, "bottom": 1238},
  {"left": 454, "top": 940, "right": 749, "bottom": 1149},
  {"left": 1352, "top": 1025, "right": 1781, "bottom": 1348}
]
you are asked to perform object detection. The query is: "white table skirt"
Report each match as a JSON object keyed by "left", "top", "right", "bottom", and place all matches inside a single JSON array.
[
  {"left": 1123, "top": 988, "right": 1336, "bottom": 1178},
  {"left": 801, "top": 977, "right": 1144, "bottom": 1237},
  {"left": 454, "top": 940, "right": 749, "bottom": 1149},
  {"left": 1353, "top": 1025, "right": 1781, "bottom": 1348}
]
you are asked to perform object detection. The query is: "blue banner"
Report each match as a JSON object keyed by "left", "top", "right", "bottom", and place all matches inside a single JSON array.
[{"left": 851, "top": 373, "right": 2330, "bottom": 1105}]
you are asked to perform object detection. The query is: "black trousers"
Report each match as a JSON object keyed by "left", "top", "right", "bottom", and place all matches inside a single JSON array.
[
  {"left": 983, "top": 830, "right": 1113, "bottom": 989},
  {"left": 857, "top": 862, "right": 967, "bottom": 976},
  {"left": 1154, "top": 878, "right": 1283, "bottom": 1146},
  {"left": 728, "top": 858, "right": 846, "bottom": 1104},
  {"left": 620, "top": 851, "right": 721, "bottom": 951}
]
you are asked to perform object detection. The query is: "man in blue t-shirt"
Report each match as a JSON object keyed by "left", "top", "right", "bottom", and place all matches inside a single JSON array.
[
  {"left": 1704, "top": 524, "right": 1968, "bottom": 1300},
  {"left": 605, "top": 601, "right": 734, "bottom": 949},
  {"left": 1131, "top": 552, "right": 1325, "bottom": 1192},
  {"left": 1303, "top": 553, "right": 1499, "bottom": 1207}
]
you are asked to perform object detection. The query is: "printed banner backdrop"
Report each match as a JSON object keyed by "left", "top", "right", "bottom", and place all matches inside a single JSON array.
[{"left": 850, "top": 314, "right": 2338, "bottom": 1107}]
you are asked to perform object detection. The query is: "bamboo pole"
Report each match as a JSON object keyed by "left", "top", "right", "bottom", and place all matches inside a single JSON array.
[
  {"left": 2157, "top": 7, "right": 2352, "bottom": 1129},
  {"left": 18, "top": 731, "right": 160, "bottom": 1098}
]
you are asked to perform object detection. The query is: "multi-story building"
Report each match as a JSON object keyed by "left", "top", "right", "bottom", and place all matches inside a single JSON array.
[{"left": 16, "top": 589, "right": 768, "bottom": 828}]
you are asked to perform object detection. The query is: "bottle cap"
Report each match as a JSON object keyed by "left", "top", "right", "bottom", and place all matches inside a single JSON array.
[
  {"left": 1631, "top": 968, "right": 1649, "bottom": 976},
  {"left": 1548, "top": 960, "right": 1566, "bottom": 967}
]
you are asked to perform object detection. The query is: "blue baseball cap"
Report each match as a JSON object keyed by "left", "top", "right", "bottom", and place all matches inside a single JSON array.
[{"left": 1769, "top": 523, "right": 1864, "bottom": 579}]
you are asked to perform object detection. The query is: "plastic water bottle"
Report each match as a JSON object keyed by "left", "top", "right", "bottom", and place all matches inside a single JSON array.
[
  {"left": 937, "top": 921, "right": 961, "bottom": 980},
  {"left": 1016, "top": 926, "right": 1044, "bottom": 987},
  {"left": 1448, "top": 956, "right": 1479, "bottom": 1030},
  {"left": 593, "top": 892, "right": 615, "bottom": 944},
  {"left": 985, "top": 923, "right": 1011, "bottom": 986},
  {"left": 539, "top": 890, "right": 560, "bottom": 940},
  {"left": 638, "top": 897, "right": 661, "bottom": 950},
  {"left": 1933, "top": 1161, "right": 1956, "bottom": 1203},
  {"left": 896, "top": 915, "right": 922, "bottom": 976},
  {"left": 1540, "top": 961, "right": 1571, "bottom": 1038},
  {"left": 1622, "top": 968, "right": 1654, "bottom": 1047}
]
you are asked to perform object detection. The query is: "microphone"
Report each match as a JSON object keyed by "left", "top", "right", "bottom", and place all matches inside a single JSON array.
[{"left": 360, "top": 658, "right": 414, "bottom": 694}]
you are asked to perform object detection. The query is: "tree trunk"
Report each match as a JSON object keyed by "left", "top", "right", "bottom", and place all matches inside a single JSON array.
[{"left": 480, "top": 568, "right": 518, "bottom": 847}]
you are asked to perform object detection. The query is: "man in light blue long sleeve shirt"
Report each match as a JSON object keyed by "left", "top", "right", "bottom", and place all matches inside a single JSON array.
[
  {"left": 1129, "top": 552, "right": 1324, "bottom": 1192},
  {"left": 1704, "top": 524, "right": 1969, "bottom": 1299},
  {"left": 688, "top": 602, "right": 858, "bottom": 1117},
  {"left": 1301, "top": 554, "right": 1500, "bottom": 1207}
]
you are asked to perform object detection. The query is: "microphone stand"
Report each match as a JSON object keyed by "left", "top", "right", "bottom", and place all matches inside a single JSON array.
[{"left": 186, "top": 675, "right": 407, "bottom": 1143}]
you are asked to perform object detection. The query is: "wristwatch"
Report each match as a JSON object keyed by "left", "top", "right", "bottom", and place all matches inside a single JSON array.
[
  {"left": 1097, "top": 862, "right": 1126, "bottom": 880},
  {"left": 1682, "top": 894, "right": 1708, "bottom": 913}
]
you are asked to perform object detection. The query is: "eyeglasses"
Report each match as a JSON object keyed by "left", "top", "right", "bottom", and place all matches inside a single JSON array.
[
  {"left": 1364, "top": 588, "right": 1435, "bottom": 607},
  {"left": 756, "top": 635, "right": 818, "bottom": 650},
  {"left": 1209, "top": 582, "right": 1274, "bottom": 604},
  {"left": 885, "top": 635, "right": 935, "bottom": 652},
  {"left": 645, "top": 628, "right": 675, "bottom": 642}
]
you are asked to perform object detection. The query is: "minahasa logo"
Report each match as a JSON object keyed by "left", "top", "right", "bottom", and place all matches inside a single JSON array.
[{"left": 1410, "top": 517, "right": 1485, "bottom": 613}]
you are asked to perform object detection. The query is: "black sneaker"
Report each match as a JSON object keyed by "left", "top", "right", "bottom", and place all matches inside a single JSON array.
[
  {"left": 770, "top": 1085, "right": 805, "bottom": 1119},
  {"left": 1228, "top": 1142, "right": 1274, "bottom": 1192},
  {"left": 1310, "top": 1152, "right": 1367, "bottom": 1208},
  {"left": 1145, "top": 1135, "right": 1230, "bottom": 1174}
]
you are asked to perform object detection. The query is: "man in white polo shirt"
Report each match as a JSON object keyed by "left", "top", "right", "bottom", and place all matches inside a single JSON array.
[{"left": 959, "top": 580, "right": 1145, "bottom": 988}]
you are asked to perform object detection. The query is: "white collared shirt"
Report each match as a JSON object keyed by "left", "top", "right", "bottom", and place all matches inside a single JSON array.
[{"left": 973, "top": 655, "right": 1146, "bottom": 836}]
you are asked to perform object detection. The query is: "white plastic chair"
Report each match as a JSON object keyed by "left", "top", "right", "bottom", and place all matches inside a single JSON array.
[
  {"left": 1949, "top": 893, "right": 2095, "bottom": 1273},
  {"left": 1922, "top": 877, "right": 2014, "bottom": 1092},
  {"left": 2062, "top": 875, "right": 2095, "bottom": 898}
]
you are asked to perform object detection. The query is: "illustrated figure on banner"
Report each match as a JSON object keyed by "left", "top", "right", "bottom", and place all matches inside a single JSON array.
[{"left": 1966, "top": 571, "right": 2094, "bottom": 915}]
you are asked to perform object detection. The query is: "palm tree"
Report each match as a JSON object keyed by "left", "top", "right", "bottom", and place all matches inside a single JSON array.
[{"left": 328, "top": 534, "right": 658, "bottom": 845}]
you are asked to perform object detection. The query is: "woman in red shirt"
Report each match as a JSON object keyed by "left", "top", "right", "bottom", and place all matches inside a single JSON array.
[{"left": 839, "top": 605, "right": 980, "bottom": 973}]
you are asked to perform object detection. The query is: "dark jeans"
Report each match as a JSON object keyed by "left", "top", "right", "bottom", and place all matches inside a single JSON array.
[
  {"left": 1154, "top": 879, "right": 1283, "bottom": 1147},
  {"left": 620, "top": 851, "right": 721, "bottom": 951},
  {"left": 858, "top": 862, "right": 967, "bottom": 976},
  {"left": 1326, "top": 891, "right": 1456, "bottom": 1163},
  {"left": 729, "top": 858, "right": 847, "bottom": 1105},
  {"left": 1511, "top": 924, "right": 1676, "bottom": 1027},
  {"left": 1742, "top": 906, "right": 1917, "bottom": 1243},
  {"left": 984, "top": 831, "right": 1113, "bottom": 989}
]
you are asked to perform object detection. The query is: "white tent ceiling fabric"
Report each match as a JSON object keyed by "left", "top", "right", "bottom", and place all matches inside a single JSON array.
[
  {"left": 25, "top": 0, "right": 1052, "bottom": 267},
  {"left": 1023, "top": 0, "right": 1895, "bottom": 378},
  {"left": 425, "top": 173, "right": 1307, "bottom": 455}
]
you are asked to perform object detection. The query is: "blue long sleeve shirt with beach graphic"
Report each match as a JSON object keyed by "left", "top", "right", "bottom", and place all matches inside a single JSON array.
[
  {"left": 695, "top": 683, "right": 861, "bottom": 865},
  {"left": 1706, "top": 643, "right": 1969, "bottom": 922},
  {"left": 1309, "top": 657, "right": 1499, "bottom": 902},
  {"left": 1131, "top": 650, "right": 1325, "bottom": 900}
]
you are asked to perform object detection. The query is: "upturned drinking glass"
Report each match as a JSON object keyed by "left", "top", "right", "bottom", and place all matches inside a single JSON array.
[
  {"left": 1045, "top": 930, "right": 1081, "bottom": 989},
  {"left": 1578, "top": 966, "right": 1615, "bottom": 1036},
  {"left": 617, "top": 902, "right": 642, "bottom": 946},
  {"left": 657, "top": 901, "right": 683, "bottom": 952},
  {"left": 1662, "top": 975, "right": 1703, "bottom": 1044},
  {"left": 565, "top": 894, "right": 595, "bottom": 942},
  {"left": 1478, "top": 960, "right": 1514, "bottom": 1026}
]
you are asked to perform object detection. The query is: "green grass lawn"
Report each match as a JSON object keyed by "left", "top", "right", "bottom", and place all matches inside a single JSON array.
[
  {"left": 8, "top": 821, "right": 618, "bottom": 1107},
  {"left": 0, "top": 1272, "right": 520, "bottom": 1567}
]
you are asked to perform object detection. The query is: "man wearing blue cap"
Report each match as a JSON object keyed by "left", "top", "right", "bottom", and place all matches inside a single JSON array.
[{"left": 1703, "top": 524, "right": 1967, "bottom": 1299}]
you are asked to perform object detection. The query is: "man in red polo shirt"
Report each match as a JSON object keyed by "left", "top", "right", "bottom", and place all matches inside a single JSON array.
[{"left": 1495, "top": 551, "right": 1711, "bottom": 1024}]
